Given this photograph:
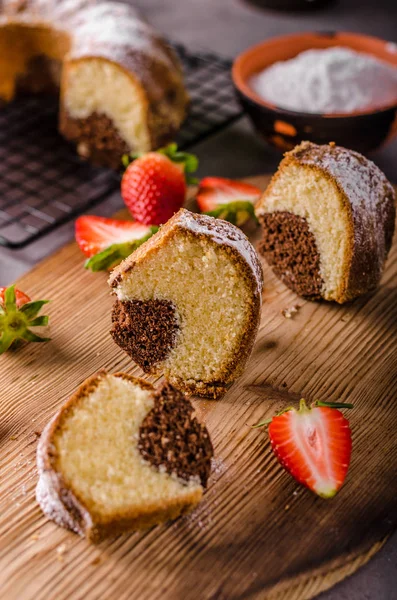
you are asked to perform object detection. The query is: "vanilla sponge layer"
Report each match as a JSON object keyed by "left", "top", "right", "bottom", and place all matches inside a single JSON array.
[
  {"left": 257, "top": 163, "right": 350, "bottom": 301},
  {"left": 53, "top": 375, "right": 201, "bottom": 518},
  {"left": 63, "top": 58, "right": 151, "bottom": 152},
  {"left": 116, "top": 233, "right": 252, "bottom": 385}
]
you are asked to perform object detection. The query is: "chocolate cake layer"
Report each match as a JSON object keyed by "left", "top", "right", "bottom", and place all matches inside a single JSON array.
[
  {"left": 258, "top": 211, "right": 323, "bottom": 298},
  {"left": 111, "top": 299, "right": 179, "bottom": 372},
  {"left": 60, "top": 111, "right": 129, "bottom": 169},
  {"left": 138, "top": 383, "right": 213, "bottom": 487}
]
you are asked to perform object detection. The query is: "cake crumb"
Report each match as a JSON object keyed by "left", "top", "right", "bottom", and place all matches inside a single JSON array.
[
  {"left": 285, "top": 504, "right": 290, "bottom": 511},
  {"left": 9, "top": 435, "right": 17, "bottom": 440},
  {"left": 91, "top": 556, "right": 102, "bottom": 566},
  {"left": 281, "top": 305, "right": 301, "bottom": 319},
  {"left": 56, "top": 544, "right": 67, "bottom": 561},
  {"left": 30, "top": 534, "right": 40, "bottom": 542}
]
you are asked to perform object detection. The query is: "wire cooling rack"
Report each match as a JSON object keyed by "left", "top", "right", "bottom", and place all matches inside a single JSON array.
[{"left": 0, "top": 45, "right": 243, "bottom": 249}]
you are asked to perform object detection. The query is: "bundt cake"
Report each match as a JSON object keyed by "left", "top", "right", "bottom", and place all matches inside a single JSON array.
[
  {"left": 36, "top": 370, "right": 213, "bottom": 542},
  {"left": 0, "top": 1, "right": 188, "bottom": 168},
  {"left": 109, "top": 209, "right": 264, "bottom": 399},
  {"left": 256, "top": 141, "right": 395, "bottom": 303}
]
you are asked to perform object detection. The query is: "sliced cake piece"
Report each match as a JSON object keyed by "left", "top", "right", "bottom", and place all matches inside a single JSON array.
[
  {"left": 256, "top": 141, "right": 395, "bottom": 303},
  {"left": 109, "top": 209, "right": 263, "bottom": 399},
  {"left": 36, "top": 371, "right": 213, "bottom": 542}
]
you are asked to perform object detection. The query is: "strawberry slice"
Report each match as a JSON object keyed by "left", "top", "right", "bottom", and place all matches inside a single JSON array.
[
  {"left": 75, "top": 216, "right": 158, "bottom": 272},
  {"left": 0, "top": 285, "right": 50, "bottom": 354},
  {"left": 254, "top": 399, "right": 353, "bottom": 498},
  {"left": 196, "top": 177, "right": 261, "bottom": 226}
]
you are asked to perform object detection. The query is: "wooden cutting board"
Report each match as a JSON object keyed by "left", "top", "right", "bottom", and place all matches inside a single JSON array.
[{"left": 1, "top": 175, "right": 396, "bottom": 600}]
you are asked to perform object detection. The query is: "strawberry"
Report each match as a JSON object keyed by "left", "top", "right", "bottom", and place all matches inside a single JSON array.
[
  {"left": 0, "top": 287, "right": 30, "bottom": 308},
  {"left": 254, "top": 399, "right": 353, "bottom": 498},
  {"left": 0, "top": 285, "right": 50, "bottom": 354},
  {"left": 196, "top": 177, "right": 261, "bottom": 226},
  {"left": 121, "top": 143, "right": 198, "bottom": 225},
  {"left": 75, "top": 215, "right": 158, "bottom": 272}
]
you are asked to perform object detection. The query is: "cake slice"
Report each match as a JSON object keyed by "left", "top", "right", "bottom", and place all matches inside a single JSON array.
[
  {"left": 256, "top": 142, "right": 395, "bottom": 303},
  {"left": 36, "top": 371, "right": 213, "bottom": 542},
  {"left": 109, "top": 209, "right": 263, "bottom": 399}
]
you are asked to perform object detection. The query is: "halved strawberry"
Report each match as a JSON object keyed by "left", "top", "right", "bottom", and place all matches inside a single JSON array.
[
  {"left": 121, "top": 143, "right": 198, "bottom": 226},
  {"left": 196, "top": 177, "right": 261, "bottom": 226},
  {"left": 0, "top": 285, "right": 50, "bottom": 354},
  {"left": 254, "top": 399, "right": 353, "bottom": 498},
  {"left": 75, "top": 216, "right": 158, "bottom": 272}
]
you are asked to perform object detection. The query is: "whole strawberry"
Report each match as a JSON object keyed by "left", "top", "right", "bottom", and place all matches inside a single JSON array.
[{"left": 121, "top": 144, "right": 198, "bottom": 226}]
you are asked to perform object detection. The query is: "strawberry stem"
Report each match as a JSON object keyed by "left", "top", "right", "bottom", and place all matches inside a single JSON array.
[
  {"left": 299, "top": 398, "right": 312, "bottom": 412},
  {"left": 0, "top": 285, "right": 50, "bottom": 354}
]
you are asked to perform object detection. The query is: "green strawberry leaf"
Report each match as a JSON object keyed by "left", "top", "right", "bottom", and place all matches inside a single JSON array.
[
  {"left": 252, "top": 405, "right": 295, "bottom": 428},
  {"left": 21, "top": 329, "right": 51, "bottom": 343},
  {"left": 252, "top": 398, "right": 354, "bottom": 429},
  {"left": 121, "top": 154, "right": 132, "bottom": 169},
  {"left": 4, "top": 284, "right": 16, "bottom": 311},
  {"left": 122, "top": 144, "right": 199, "bottom": 184},
  {"left": 251, "top": 418, "right": 273, "bottom": 428},
  {"left": 0, "top": 286, "right": 50, "bottom": 355},
  {"left": 0, "top": 330, "right": 16, "bottom": 354},
  {"left": 29, "top": 315, "right": 49, "bottom": 327},
  {"left": 158, "top": 144, "right": 199, "bottom": 182},
  {"left": 204, "top": 201, "right": 259, "bottom": 227},
  {"left": 85, "top": 227, "right": 158, "bottom": 272},
  {"left": 314, "top": 400, "right": 354, "bottom": 409},
  {"left": 20, "top": 300, "right": 50, "bottom": 319}
]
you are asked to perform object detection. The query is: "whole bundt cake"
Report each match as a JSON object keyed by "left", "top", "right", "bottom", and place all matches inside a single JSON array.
[
  {"left": 109, "top": 209, "right": 264, "bottom": 399},
  {"left": 256, "top": 141, "right": 395, "bottom": 303},
  {"left": 0, "top": 1, "right": 188, "bottom": 168}
]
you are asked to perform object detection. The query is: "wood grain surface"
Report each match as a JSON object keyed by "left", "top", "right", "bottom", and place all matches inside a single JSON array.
[{"left": 1, "top": 176, "right": 396, "bottom": 600}]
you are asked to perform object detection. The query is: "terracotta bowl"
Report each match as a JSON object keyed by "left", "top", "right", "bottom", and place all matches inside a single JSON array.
[{"left": 232, "top": 32, "right": 397, "bottom": 154}]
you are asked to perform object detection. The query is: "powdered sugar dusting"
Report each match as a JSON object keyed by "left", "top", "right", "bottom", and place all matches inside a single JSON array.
[
  {"left": 250, "top": 47, "right": 397, "bottom": 114},
  {"left": 35, "top": 416, "right": 84, "bottom": 535},
  {"left": 210, "top": 456, "right": 226, "bottom": 481},
  {"left": 294, "top": 142, "right": 395, "bottom": 270},
  {"left": 1, "top": 0, "right": 173, "bottom": 67},
  {"left": 178, "top": 209, "right": 264, "bottom": 296},
  {"left": 36, "top": 471, "right": 82, "bottom": 534}
]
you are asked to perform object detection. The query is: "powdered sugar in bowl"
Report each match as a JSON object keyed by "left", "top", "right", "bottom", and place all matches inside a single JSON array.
[{"left": 232, "top": 32, "right": 397, "bottom": 154}]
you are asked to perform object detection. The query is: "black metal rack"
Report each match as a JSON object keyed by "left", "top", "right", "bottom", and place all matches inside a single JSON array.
[{"left": 0, "top": 45, "right": 243, "bottom": 249}]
